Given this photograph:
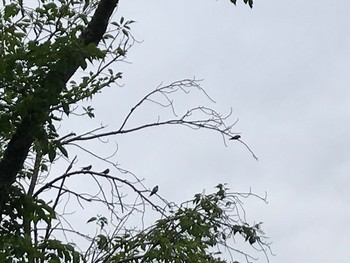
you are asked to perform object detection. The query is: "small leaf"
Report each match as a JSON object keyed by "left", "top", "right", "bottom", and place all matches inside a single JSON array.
[
  {"left": 117, "top": 47, "right": 125, "bottom": 56},
  {"left": 57, "top": 143, "right": 68, "bottom": 158},
  {"left": 249, "top": 0, "right": 253, "bottom": 8},
  {"left": 122, "top": 29, "right": 129, "bottom": 37},
  {"left": 48, "top": 147, "right": 56, "bottom": 162},
  {"left": 62, "top": 102, "right": 70, "bottom": 116},
  {"left": 243, "top": 0, "right": 253, "bottom": 8},
  {"left": 87, "top": 217, "right": 97, "bottom": 223},
  {"left": 103, "top": 34, "right": 114, "bottom": 39},
  {"left": 41, "top": 163, "right": 48, "bottom": 172},
  {"left": 97, "top": 234, "right": 107, "bottom": 250},
  {"left": 249, "top": 236, "right": 256, "bottom": 244},
  {"left": 232, "top": 225, "right": 241, "bottom": 235}
]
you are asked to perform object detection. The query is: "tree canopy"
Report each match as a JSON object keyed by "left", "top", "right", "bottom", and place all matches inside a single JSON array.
[{"left": 0, "top": 0, "right": 272, "bottom": 262}]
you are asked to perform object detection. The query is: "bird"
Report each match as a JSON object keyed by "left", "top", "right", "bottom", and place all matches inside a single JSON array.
[
  {"left": 229, "top": 135, "right": 241, "bottom": 140},
  {"left": 101, "top": 168, "right": 109, "bottom": 174},
  {"left": 149, "top": 185, "right": 158, "bottom": 197},
  {"left": 81, "top": 165, "right": 92, "bottom": 171}
]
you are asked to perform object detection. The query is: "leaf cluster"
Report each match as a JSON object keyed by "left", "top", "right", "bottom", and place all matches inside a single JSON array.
[
  {"left": 0, "top": 0, "right": 131, "bottom": 161},
  {"left": 0, "top": 186, "right": 83, "bottom": 262},
  {"left": 84, "top": 184, "right": 269, "bottom": 263}
]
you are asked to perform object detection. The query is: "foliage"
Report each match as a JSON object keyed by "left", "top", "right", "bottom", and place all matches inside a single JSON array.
[
  {"left": 0, "top": 0, "right": 129, "bottom": 159},
  {"left": 83, "top": 184, "right": 269, "bottom": 263},
  {"left": 0, "top": 0, "right": 270, "bottom": 262},
  {"left": 0, "top": 186, "right": 83, "bottom": 262}
]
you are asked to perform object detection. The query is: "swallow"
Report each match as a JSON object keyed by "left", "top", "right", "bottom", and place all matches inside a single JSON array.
[
  {"left": 229, "top": 135, "right": 241, "bottom": 140},
  {"left": 101, "top": 168, "right": 109, "bottom": 174},
  {"left": 81, "top": 165, "right": 92, "bottom": 171},
  {"left": 149, "top": 185, "right": 158, "bottom": 197}
]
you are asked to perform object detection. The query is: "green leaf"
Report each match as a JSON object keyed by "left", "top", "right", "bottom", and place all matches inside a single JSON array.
[
  {"left": 249, "top": 0, "right": 253, "bottom": 8},
  {"left": 62, "top": 101, "right": 70, "bottom": 116},
  {"left": 249, "top": 236, "right": 256, "bottom": 245},
  {"left": 117, "top": 47, "right": 125, "bottom": 56},
  {"left": 48, "top": 145, "right": 56, "bottom": 162},
  {"left": 122, "top": 29, "right": 129, "bottom": 37},
  {"left": 4, "top": 3, "right": 20, "bottom": 19},
  {"left": 87, "top": 217, "right": 97, "bottom": 223},
  {"left": 41, "top": 163, "right": 48, "bottom": 172},
  {"left": 111, "top": 21, "right": 119, "bottom": 27},
  {"left": 126, "top": 20, "right": 136, "bottom": 25},
  {"left": 103, "top": 34, "right": 114, "bottom": 40},
  {"left": 57, "top": 143, "right": 68, "bottom": 158},
  {"left": 97, "top": 234, "right": 107, "bottom": 250},
  {"left": 232, "top": 225, "right": 241, "bottom": 235}
]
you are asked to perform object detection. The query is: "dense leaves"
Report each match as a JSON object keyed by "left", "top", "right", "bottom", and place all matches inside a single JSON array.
[{"left": 0, "top": 0, "right": 126, "bottom": 160}]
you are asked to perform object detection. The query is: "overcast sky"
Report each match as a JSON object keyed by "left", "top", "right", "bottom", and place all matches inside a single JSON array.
[{"left": 57, "top": 0, "right": 350, "bottom": 262}]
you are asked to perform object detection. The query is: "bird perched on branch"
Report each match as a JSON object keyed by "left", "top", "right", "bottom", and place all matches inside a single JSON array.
[
  {"left": 229, "top": 135, "right": 241, "bottom": 140},
  {"left": 81, "top": 165, "right": 92, "bottom": 171},
  {"left": 101, "top": 168, "right": 109, "bottom": 174},
  {"left": 149, "top": 185, "right": 158, "bottom": 197}
]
